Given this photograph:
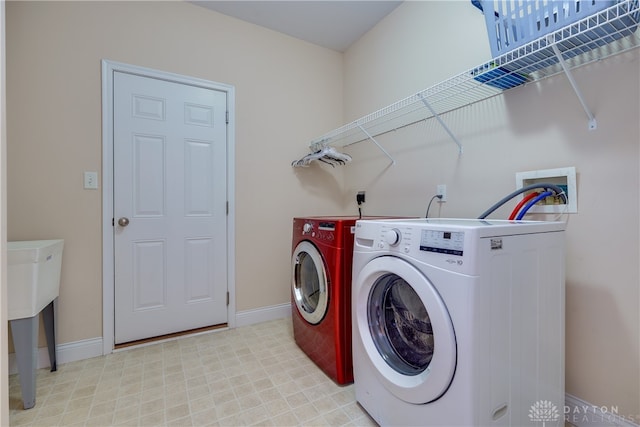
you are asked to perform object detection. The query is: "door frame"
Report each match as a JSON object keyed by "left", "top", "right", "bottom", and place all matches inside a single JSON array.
[{"left": 100, "top": 60, "right": 236, "bottom": 355}]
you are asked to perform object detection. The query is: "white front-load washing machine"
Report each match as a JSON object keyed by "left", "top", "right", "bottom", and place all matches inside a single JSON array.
[{"left": 351, "top": 218, "right": 566, "bottom": 427}]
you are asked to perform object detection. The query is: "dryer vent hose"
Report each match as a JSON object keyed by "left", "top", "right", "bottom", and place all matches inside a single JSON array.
[{"left": 478, "top": 183, "right": 567, "bottom": 220}]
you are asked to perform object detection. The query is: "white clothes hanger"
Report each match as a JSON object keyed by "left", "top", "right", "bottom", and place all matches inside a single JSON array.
[{"left": 292, "top": 145, "right": 352, "bottom": 168}]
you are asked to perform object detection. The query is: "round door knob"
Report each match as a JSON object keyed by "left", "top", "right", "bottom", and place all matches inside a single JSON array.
[{"left": 118, "top": 217, "right": 130, "bottom": 227}]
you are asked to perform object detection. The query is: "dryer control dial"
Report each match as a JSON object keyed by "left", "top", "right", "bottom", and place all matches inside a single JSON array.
[
  {"left": 302, "top": 223, "right": 313, "bottom": 234},
  {"left": 384, "top": 228, "right": 401, "bottom": 246}
]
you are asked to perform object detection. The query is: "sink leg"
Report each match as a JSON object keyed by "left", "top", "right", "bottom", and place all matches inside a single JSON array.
[
  {"left": 42, "top": 301, "right": 57, "bottom": 372},
  {"left": 9, "top": 316, "right": 38, "bottom": 410}
]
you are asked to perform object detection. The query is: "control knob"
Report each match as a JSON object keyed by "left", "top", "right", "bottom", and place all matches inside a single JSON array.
[
  {"left": 303, "top": 223, "right": 313, "bottom": 234},
  {"left": 384, "top": 228, "right": 401, "bottom": 246}
]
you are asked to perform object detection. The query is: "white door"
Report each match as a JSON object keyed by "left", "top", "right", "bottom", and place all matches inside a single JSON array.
[{"left": 113, "top": 71, "right": 228, "bottom": 344}]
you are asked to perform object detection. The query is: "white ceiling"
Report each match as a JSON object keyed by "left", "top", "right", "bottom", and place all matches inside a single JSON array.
[{"left": 192, "top": 1, "right": 403, "bottom": 52}]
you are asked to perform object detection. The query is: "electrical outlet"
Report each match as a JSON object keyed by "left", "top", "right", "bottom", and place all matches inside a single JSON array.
[
  {"left": 84, "top": 171, "right": 98, "bottom": 189},
  {"left": 357, "top": 191, "right": 366, "bottom": 205},
  {"left": 436, "top": 184, "right": 447, "bottom": 202}
]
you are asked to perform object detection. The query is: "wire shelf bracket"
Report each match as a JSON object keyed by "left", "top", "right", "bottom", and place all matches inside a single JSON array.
[
  {"left": 548, "top": 35, "right": 598, "bottom": 130},
  {"left": 357, "top": 124, "right": 396, "bottom": 165},
  {"left": 417, "top": 93, "right": 464, "bottom": 155}
]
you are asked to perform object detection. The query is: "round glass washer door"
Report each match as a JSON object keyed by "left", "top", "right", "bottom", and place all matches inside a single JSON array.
[
  {"left": 354, "top": 255, "right": 456, "bottom": 404},
  {"left": 291, "top": 241, "right": 329, "bottom": 324}
]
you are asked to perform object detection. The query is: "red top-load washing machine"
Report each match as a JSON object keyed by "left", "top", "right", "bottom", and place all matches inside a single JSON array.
[{"left": 291, "top": 216, "right": 360, "bottom": 385}]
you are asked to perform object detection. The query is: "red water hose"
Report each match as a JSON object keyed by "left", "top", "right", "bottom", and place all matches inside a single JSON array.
[{"left": 509, "top": 192, "right": 540, "bottom": 220}]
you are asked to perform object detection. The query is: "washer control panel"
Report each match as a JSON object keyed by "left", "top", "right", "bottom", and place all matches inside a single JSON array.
[
  {"left": 376, "top": 226, "right": 414, "bottom": 254},
  {"left": 420, "top": 229, "right": 465, "bottom": 256},
  {"left": 302, "top": 221, "right": 335, "bottom": 242},
  {"left": 365, "top": 224, "right": 465, "bottom": 257}
]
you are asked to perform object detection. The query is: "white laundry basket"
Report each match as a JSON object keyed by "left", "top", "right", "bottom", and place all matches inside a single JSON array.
[
  {"left": 471, "top": 0, "right": 639, "bottom": 87},
  {"left": 474, "top": 0, "right": 638, "bottom": 57}
]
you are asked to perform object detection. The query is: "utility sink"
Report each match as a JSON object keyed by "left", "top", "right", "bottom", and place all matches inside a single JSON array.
[
  {"left": 8, "top": 239, "right": 64, "bottom": 409},
  {"left": 7, "top": 239, "right": 64, "bottom": 321}
]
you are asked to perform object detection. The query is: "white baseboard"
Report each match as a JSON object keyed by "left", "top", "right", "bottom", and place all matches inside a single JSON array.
[
  {"left": 235, "top": 303, "right": 291, "bottom": 327},
  {"left": 8, "top": 337, "right": 103, "bottom": 375},
  {"left": 565, "top": 394, "right": 639, "bottom": 427}
]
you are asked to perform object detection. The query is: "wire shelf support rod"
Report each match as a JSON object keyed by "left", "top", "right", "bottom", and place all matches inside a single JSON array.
[
  {"left": 357, "top": 124, "right": 395, "bottom": 165},
  {"left": 417, "top": 93, "right": 464, "bottom": 155},
  {"left": 547, "top": 35, "right": 598, "bottom": 130}
]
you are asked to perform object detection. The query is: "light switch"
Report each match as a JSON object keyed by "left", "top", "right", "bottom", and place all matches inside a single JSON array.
[{"left": 84, "top": 172, "right": 98, "bottom": 189}]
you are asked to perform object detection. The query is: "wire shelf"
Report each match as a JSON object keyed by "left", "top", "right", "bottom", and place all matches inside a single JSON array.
[{"left": 309, "top": 0, "right": 640, "bottom": 152}]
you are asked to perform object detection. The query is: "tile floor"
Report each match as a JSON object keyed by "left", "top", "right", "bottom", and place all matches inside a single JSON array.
[{"left": 9, "top": 318, "right": 377, "bottom": 427}]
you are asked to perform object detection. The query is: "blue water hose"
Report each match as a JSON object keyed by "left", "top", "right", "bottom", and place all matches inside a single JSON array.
[{"left": 515, "top": 191, "right": 552, "bottom": 220}]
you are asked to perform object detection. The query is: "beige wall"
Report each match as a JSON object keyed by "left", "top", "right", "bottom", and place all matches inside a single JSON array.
[
  {"left": 343, "top": 1, "right": 639, "bottom": 421},
  {"left": 5, "top": 1, "right": 345, "bottom": 346}
]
